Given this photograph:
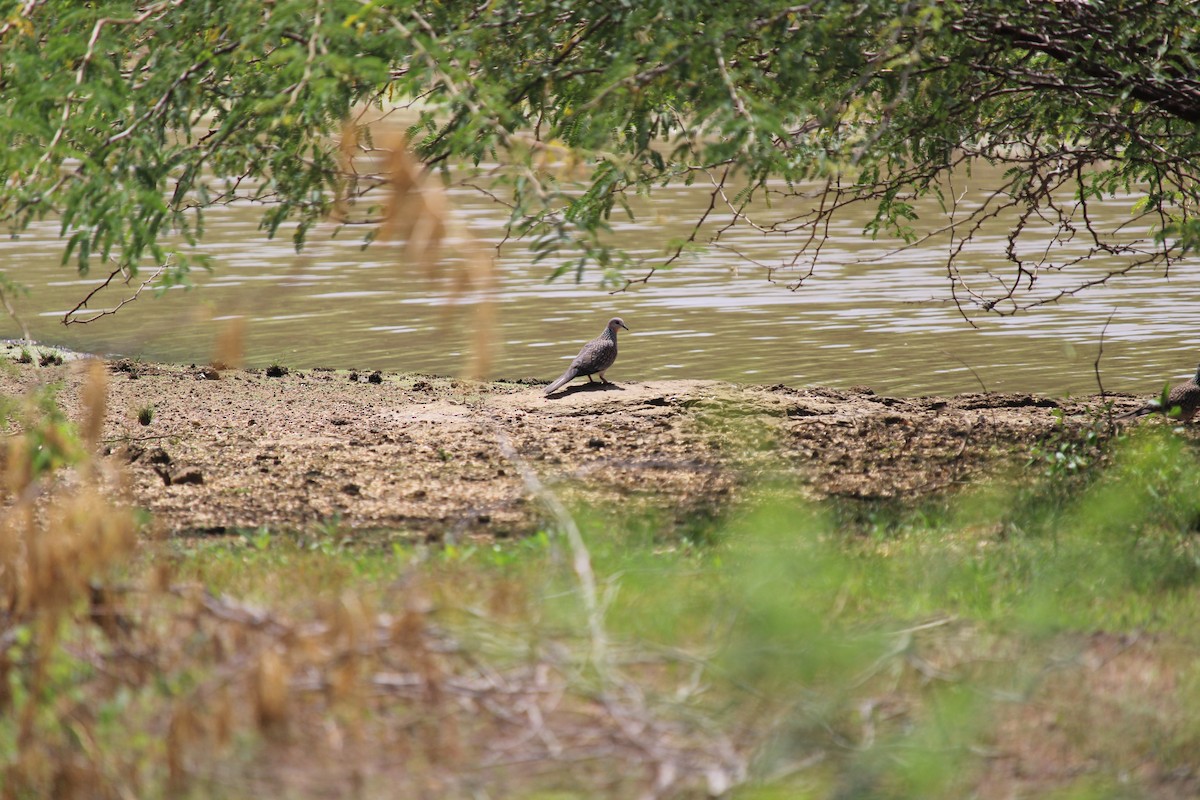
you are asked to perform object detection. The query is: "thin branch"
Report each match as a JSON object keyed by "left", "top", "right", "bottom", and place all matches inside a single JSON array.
[
  {"left": 0, "top": 285, "right": 31, "bottom": 341},
  {"left": 63, "top": 262, "right": 169, "bottom": 325},
  {"left": 612, "top": 165, "right": 731, "bottom": 294},
  {"left": 31, "top": 0, "right": 185, "bottom": 180},
  {"left": 495, "top": 433, "right": 609, "bottom": 673},
  {"left": 713, "top": 45, "right": 752, "bottom": 125},
  {"left": 939, "top": 350, "right": 989, "bottom": 394},
  {"left": 1094, "top": 307, "right": 1118, "bottom": 432}
]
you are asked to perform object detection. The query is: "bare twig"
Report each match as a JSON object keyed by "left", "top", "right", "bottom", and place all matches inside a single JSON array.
[
  {"left": 1094, "top": 307, "right": 1118, "bottom": 431},
  {"left": 612, "top": 165, "right": 732, "bottom": 294},
  {"left": 938, "top": 350, "right": 989, "bottom": 394},
  {"left": 495, "top": 433, "right": 609, "bottom": 672},
  {"left": 0, "top": 285, "right": 31, "bottom": 341},
  {"left": 63, "top": 262, "right": 168, "bottom": 325}
]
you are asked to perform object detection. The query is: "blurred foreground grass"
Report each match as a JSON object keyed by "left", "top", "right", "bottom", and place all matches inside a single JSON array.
[{"left": 4, "top": 369, "right": 1200, "bottom": 798}]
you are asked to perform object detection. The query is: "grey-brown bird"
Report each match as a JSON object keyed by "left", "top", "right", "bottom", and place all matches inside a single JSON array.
[
  {"left": 1120, "top": 363, "right": 1200, "bottom": 422},
  {"left": 544, "top": 317, "right": 629, "bottom": 395}
]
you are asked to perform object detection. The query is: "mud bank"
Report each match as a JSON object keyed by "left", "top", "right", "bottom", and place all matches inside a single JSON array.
[{"left": 1, "top": 350, "right": 1150, "bottom": 540}]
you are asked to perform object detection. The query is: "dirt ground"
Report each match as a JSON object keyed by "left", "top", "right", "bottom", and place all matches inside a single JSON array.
[{"left": 1, "top": 343, "right": 1152, "bottom": 540}]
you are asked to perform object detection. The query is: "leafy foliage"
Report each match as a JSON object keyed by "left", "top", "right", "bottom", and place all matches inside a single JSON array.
[{"left": 2, "top": 1, "right": 1199, "bottom": 310}]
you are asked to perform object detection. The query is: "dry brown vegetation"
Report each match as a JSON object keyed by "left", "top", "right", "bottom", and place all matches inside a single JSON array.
[
  {"left": 6, "top": 350, "right": 1200, "bottom": 799},
  {"left": 0, "top": 358, "right": 746, "bottom": 798}
]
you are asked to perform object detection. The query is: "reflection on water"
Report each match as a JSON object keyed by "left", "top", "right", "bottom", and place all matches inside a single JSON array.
[{"left": 1, "top": 165, "right": 1197, "bottom": 397}]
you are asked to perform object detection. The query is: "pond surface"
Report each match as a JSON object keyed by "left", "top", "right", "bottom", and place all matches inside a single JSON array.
[{"left": 2, "top": 162, "right": 1197, "bottom": 397}]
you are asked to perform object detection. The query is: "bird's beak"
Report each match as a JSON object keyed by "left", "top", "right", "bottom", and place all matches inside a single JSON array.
[{"left": 619, "top": 321, "right": 630, "bottom": 330}]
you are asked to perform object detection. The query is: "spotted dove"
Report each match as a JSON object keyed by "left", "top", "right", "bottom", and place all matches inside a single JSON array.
[
  {"left": 544, "top": 317, "right": 629, "bottom": 395},
  {"left": 1120, "top": 362, "right": 1200, "bottom": 422}
]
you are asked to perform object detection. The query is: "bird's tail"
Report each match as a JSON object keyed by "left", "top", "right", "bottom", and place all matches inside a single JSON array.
[
  {"left": 544, "top": 367, "right": 578, "bottom": 395},
  {"left": 1117, "top": 405, "right": 1156, "bottom": 421}
]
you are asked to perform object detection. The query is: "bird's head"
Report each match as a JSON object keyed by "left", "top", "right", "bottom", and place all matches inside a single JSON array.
[{"left": 608, "top": 317, "right": 629, "bottom": 333}]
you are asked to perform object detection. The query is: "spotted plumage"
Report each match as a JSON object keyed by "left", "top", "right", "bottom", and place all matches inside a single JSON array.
[{"left": 544, "top": 317, "right": 629, "bottom": 395}]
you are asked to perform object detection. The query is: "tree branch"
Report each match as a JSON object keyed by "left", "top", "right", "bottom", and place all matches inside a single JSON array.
[{"left": 63, "top": 262, "right": 168, "bottom": 325}]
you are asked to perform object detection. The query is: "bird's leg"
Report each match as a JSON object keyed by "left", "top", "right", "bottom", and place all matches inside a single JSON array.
[
  {"left": 586, "top": 375, "right": 596, "bottom": 383},
  {"left": 598, "top": 371, "right": 608, "bottom": 384}
]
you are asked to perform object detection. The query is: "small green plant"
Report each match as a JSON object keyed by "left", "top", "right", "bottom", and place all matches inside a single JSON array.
[
  {"left": 1029, "top": 407, "right": 1114, "bottom": 480},
  {"left": 5, "top": 385, "right": 87, "bottom": 478},
  {"left": 244, "top": 526, "right": 272, "bottom": 551},
  {"left": 137, "top": 404, "right": 154, "bottom": 426}
]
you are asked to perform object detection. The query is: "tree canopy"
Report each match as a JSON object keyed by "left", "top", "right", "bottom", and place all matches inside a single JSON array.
[{"left": 2, "top": 0, "right": 1198, "bottom": 318}]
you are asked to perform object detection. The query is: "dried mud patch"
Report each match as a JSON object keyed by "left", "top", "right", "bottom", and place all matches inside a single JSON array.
[{"left": 1, "top": 355, "right": 1152, "bottom": 540}]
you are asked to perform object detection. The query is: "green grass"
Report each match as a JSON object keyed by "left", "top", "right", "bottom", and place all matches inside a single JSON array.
[{"left": 9, "top": 389, "right": 1200, "bottom": 798}]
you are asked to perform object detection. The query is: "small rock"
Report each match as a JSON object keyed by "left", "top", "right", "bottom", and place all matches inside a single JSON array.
[
  {"left": 198, "top": 366, "right": 220, "bottom": 380},
  {"left": 341, "top": 483, "right": 361, "bottom": 496},
  {"left": 367, "top": 371, "right": 383, "bottom": 384},
  {"left": 411, "top": 379, "right": 433, "bottom": 392},
  {"left": 148, "top": 448, "right": 172, "bottom": 465},
  {"left": 587, "top": 437, "right": 606, "bottom": 449},
  {"left": 348, "top": 371, "right": 360, "bottom": 382},
  {"left": 266, "top": 364, "right": 288, "bottom": 378}
]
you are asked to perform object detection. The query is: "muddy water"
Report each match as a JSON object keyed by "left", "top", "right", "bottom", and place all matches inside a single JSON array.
[{"left": 1, "top": 165, "right": 1197, "bottom": 397}]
